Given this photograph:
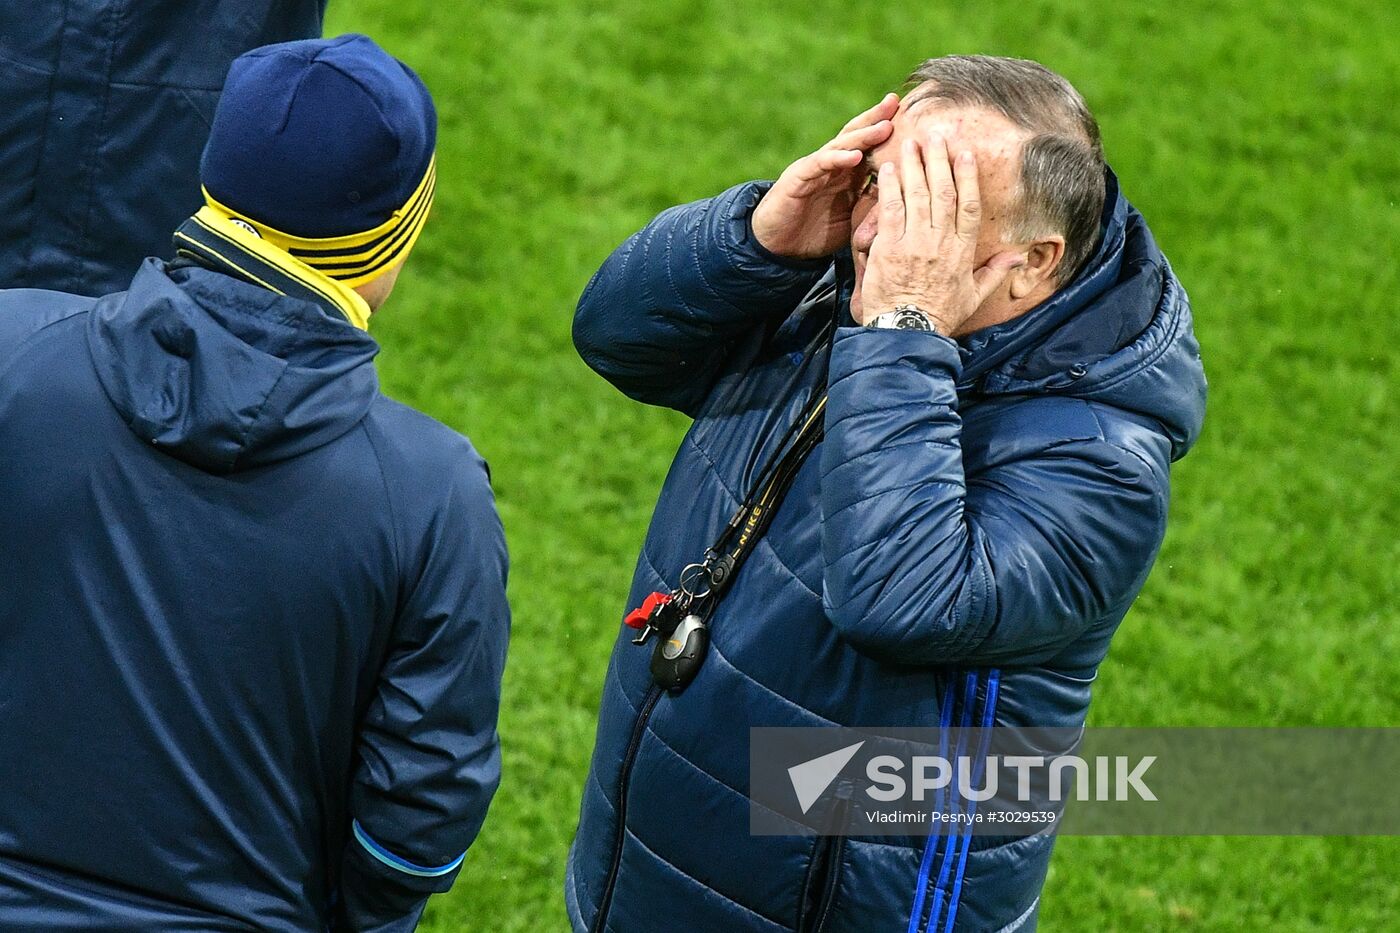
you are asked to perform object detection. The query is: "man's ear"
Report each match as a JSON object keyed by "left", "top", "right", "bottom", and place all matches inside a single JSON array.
[{"left": 1008, "top": 236, "right": 1065, "bottom": 299}]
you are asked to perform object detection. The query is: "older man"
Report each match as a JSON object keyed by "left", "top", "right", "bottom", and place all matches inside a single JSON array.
[
  {"left": 568, "top": 56, "right": 1205, "bottom": 931},
  {"left": 0, "top": 36, "right": 507, "bottom": 931}
]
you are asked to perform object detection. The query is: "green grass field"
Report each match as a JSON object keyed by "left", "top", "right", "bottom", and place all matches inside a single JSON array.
[{"left": 324, "top": 1, "right": 1398, "bottom": 929}]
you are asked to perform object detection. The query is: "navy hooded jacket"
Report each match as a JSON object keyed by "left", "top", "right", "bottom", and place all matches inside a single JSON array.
[
  {"left": 567, "top": 177, "right": 1206, "bottom": 932},
  {"left": 0, "top": 261, "right": 509, "bottom": 931},
  {"left": 0, "top": 1, "right": 326, "bottom": 297}
]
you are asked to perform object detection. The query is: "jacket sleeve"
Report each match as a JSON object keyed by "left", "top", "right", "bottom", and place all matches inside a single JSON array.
[
  {"left": 336, "top": 457, "right": 510, "bottom": 932},
  {"left": 820, "top": 326, "right": 1165, "bottom": 668},
  {"left": 572, "top": 181, "right": 829, "bottom": 415}
]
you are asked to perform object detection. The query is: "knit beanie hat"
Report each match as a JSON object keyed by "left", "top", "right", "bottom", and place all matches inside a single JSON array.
[{"left": 198, "top": 34, "right": 437, "bottom": 289}]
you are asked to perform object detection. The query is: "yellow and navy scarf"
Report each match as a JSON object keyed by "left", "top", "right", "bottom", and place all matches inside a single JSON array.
[{"left": 173, "top": 156, "right": 437, "bottom": 330}]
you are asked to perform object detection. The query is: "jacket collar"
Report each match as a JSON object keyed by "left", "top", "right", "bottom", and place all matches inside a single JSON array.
[
  {"left": 954, "top": 169, "right": 1127, "bottom": 392},
  {"left": 173, "top": 208, "right": 372, "bottom": 330}
]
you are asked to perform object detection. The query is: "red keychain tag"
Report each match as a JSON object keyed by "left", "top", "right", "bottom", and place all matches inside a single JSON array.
[{"left": 624, "top": 591, "right": 672, "bottom": 630}]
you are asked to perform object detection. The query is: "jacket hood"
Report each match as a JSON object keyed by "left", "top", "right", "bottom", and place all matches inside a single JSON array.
[
  {"left": 87, "top": 259, "right": 380, "bottom": 474},
  {"left": 958, "top": 171, "right": 1208, "bottom": 461}
]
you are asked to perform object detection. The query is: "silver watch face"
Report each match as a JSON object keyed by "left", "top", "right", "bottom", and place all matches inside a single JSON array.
[{"left": 875, "top": 307, "right": 933, "bottom": 331}]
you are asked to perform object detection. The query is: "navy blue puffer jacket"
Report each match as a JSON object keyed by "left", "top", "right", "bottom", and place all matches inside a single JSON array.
[
  {"left": 567, "top": 175, "right": 1205, "bottom": 932},
  {"left": 0, "top": 1, "right": 325, "bottom": 297},
  {"left": 0, "top": 262, "right": 509, "bottom": 931}
]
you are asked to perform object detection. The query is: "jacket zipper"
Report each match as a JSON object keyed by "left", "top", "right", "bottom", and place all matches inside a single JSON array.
[
  {"left": 809, "top": 832, "right": 846, "bottom": 933},
  {"left": 592, "top": 303, "right": 838, "bottom": 931},
  {"left": 590, "top": 683, "right": 663, "bottom": 933},
  {"left": 796, "top": 793, "right": 851, "bottom": 933}
]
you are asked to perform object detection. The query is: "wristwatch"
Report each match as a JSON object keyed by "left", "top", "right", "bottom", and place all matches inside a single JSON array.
[{"left": 868, "top": 304, "right": 935, "bottom": 331}]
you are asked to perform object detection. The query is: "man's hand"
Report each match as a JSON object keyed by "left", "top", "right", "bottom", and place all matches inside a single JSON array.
[
  {"left": 750, "top": 94, "right": 899, "bottom": 260},
  {"left": 857, "top": 133, "right": 1025, "bottom": 333}
]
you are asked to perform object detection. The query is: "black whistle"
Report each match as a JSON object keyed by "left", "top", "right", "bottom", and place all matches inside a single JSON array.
[{"left": 650, "top": 614, "right": 708, "bottom": 692}]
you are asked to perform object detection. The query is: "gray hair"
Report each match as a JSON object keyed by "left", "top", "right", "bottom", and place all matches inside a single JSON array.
[{"left": 904, "top": 55, "right": 1106, "bottom": 286}]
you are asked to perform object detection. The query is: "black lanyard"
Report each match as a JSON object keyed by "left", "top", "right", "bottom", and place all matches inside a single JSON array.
[
  {"left": 630, "top": 322, "right": 834, "bottom": 692},
  {"left": 695, "top": 389, "right": 827, "bottom": 607}
]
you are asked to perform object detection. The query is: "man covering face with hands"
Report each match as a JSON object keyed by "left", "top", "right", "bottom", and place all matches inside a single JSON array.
[
  {"left": 852, "top": 132, "right": 1030, "bottom": 332},
  {"left": 569, "top": 56, "right": 1206, "bottom": 932}
]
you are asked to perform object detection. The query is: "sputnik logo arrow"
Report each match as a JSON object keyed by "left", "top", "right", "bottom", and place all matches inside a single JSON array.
[{"left": 787, "top": 741, "right": 864, "bottom": 814}]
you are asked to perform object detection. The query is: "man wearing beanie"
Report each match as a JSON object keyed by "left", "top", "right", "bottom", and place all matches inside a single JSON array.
[{"left": 0, "top": 35, "right": 508, "bottom": 933}]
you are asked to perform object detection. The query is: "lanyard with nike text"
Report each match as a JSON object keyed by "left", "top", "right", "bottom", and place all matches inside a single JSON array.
[{"left": 625, "top": 323, "right": 835, "bottom": 692}]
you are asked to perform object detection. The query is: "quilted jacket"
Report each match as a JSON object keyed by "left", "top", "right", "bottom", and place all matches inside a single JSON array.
[
  {"left": 567, "top": 174, "right": 1206, "bottom": 932},
  {"left": 0, "top": 1, "right": 325, "bottom": 296},
  {"left": 0, "top": 261, "right": 508, "bottom": 931}
]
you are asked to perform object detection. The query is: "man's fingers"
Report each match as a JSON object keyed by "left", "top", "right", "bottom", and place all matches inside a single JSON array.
[
  {"left": 812, "top": 149, "right": 865, "bottom": 173},
  {"left": 839, "top": 92, "right": 900, "bottom": 134},
  {"left": 953, "top": 149, "right": 983, "bottom": 243},
  {"left": 924, "top": 132, "right": 957, "bottom": 234},
  {"left": 788, "top": 93, "right": 897, "bottom": 192},
  {"left": 875, "top": 162, "right": 905, "bottom": 242},
  {"left": 972, "top": 251, "right": 1026, "bottom": 304},
  {"left": 898, "top": 139, "right": 931, "bottom": 234},
  {"left": 785, "top": 148, "right": 863, "bottom": 184},
  {"left": 824, "top": 120, "right": 893, "bottom": 154}
]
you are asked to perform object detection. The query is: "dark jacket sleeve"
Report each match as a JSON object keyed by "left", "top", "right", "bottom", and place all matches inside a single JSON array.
[
  {"left": 820, "top": 326, "right": 1165, "bottom": 668},
  {"left": 336, "top": 456, "right": 510, "bottom": 932},
  {"left": 572, "top": 181, "right": 829, "bottom": 415}
]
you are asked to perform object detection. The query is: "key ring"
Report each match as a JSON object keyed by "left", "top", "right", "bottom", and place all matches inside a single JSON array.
[{"left": 677, "top": 562, "right": 713, "bottom": 602}]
